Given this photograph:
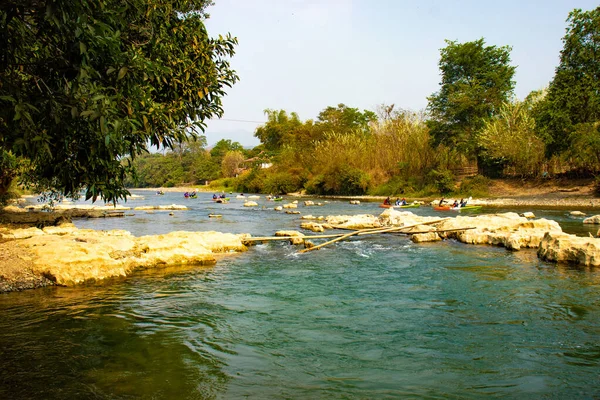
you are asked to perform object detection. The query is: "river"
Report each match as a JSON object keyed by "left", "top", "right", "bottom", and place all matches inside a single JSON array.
[{"left": 0, "top": 191, "right": 599, "bottom": 399}]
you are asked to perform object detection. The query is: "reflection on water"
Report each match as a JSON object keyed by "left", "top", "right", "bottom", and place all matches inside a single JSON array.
[{"left": 1, "top": 192, "right": 600, "bottom": 398}]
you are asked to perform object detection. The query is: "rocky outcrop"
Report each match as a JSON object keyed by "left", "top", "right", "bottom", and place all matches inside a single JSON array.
[
  {"left": 379, "top": 209, "right": 441, "bottom": 227},
  {"left": 538, "top": 232, "right": 600, "bottom": 266},
  {"left": 583, "top": 215, "right": 600, "bottom": 224},
  {"left": 433, "top": 212, "right": 562, "bottom": 250},
  {"left": 0, "top": 225, "right": 248, "bottom": 290},
  {"left": 274, "top": 230, "right": 305, "bottom": 244},
  {"left": 1, "top": 205, "right": 125, "bottom": 224},
  {"left": 408, "top": 225, "right": 441, "bottom": 243},
  {"left": 326, "top": 214, "right": 381, "bottom": 229},
  {"left": 375, "top": 210, "right": 563, "bottom": 251},
  {"left": 300, "top": 222, "right": 325, "bottom": 232}
]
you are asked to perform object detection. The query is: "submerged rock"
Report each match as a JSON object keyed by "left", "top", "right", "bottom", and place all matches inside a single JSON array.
[
  {"left": 538, "top": 232, "right": 600, "bottom": 266},
  {"left": 570, "top": 211, "right": 586, "bottom": 217}
]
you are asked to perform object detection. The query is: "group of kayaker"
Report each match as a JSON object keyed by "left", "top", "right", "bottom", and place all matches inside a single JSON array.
[
  {"left": 438, "top": 198, "right": 468, "bottom": 208},
  {"left": 383, "top": 197, "right": 408, "bottom": 206}
]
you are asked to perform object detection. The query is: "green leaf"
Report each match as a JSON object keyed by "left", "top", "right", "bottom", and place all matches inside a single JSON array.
[
  {"left": 106, "top": 67, "right": 116, "bottom": 75},
  {"left": 117, "top": 67, "right": 128, "bottom": 80}
]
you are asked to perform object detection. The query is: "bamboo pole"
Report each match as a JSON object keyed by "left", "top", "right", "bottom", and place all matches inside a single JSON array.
[
  {"left": 298, "top": 218, "right": 448, "bottom": 253},
  {"left": 392, "top": 227, "right": 475, "bottom": 235}
]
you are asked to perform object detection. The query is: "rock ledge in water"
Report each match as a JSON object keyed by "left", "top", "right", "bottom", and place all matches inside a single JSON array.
[{"left": 0, "top": 225, "right": 248, "bottom": 291}]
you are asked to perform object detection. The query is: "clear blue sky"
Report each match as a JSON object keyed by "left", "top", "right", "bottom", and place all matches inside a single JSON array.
[{"left": 202, "top": 0, "right": 599, "bottom": 147}]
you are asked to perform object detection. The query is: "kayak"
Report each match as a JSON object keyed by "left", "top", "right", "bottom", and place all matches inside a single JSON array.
[
  {"left": 214, "top": 198, "right": 229, "bottom": 203},
  {"left": 434, "top": 205, "right": 482, "bottom": 211},
  {"left": 379, "top": 203, "right": 421, "bottom": 209},
  {"left": 273, "top": 197, "right": 283, "bottom": 201},
  {"left": 398, "top": 203, "right": 420, "bottom": 208}
]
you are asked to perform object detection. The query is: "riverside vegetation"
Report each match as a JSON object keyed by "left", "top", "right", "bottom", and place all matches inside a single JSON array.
[
  {"left": 120, "top": 8, "right": 600, "bottom": 201},
  {"left": 1, "top": 6, "right": 599, "bottom": 204}
]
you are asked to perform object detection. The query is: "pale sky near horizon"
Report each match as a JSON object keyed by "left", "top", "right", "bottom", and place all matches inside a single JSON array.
[{"left": 202, "top": 0, "right": 599, "bottom": 147}]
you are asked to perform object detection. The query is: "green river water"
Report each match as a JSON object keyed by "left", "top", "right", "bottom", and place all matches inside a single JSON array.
[{"left": 0, "top": 192, "right": 599, "bottom": 399}]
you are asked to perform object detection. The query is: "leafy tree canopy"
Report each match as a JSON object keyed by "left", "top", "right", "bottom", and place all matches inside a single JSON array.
[
  {"left": 0, "top": 0, "right": 238, "bottom": 202},
  {"left": 254, "top": 109, "right": 303, "bottom": 151},
  {"left": 427, "top": 38, "right": 515, "bottom": 157},
  {"left": 209, "top": 139, "right": 244, "bottom": 161},
  {"left": 534, "top": 7, "right": 600, "bottom": 156},
  {"left": 315, "top": 103, "right": 377, "bottom": 136}
]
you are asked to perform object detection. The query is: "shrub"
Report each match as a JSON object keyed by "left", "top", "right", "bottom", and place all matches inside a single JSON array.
[
  {"left": 426, "top": 169, "right": 455, "bottom": 194},
  {"left": 263, "top": 172, "right": 301, "bottom": 194},
  {"left": 306, "top": 166, "right": 370, "bottom": 196},
  {"left": 304, "top": 174, "right": 326, "bottom": 195},
  {"left": 594, "top": 176, "right": 600, "bottom": 197},
  {"left": 459, "top": 175, "right": 491, "bottom": 197}
]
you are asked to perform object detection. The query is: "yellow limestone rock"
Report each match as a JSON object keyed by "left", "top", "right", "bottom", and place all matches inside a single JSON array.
[
  {"left": 300, "top": 222, "right": 325, "bottom": 232},
  {"left": 435, "top": 212, "right": 563, "bottom": 250},
  {"left": 378, "top": 208, "right": 440, "bottom": 227},
  {"left": 283, "top": 203, "right": 298, "bottom": 209},
  {"left": 304, "top": 201, "right": 315, "bottom": 206},
  {"left": 243, "top": 201, "right": 259, "bottom": 207},
  {"left": 538, "top": 232, "right": 600, "bottom": 266},
  {"left": 274, "top": 230, "right": 305, "bottom": 245},
  {"left": 408, "top": 225, "right": 441, "bottom": 243},
  {"left": 42, "top": 223, "right": 78, "bottom": 235},
  {"left": 583, "top": 215, "right": 600, "bottom": 224},
  {"left": 0, "top": 227, "right": 46, "bottom": 240},
  {"left": 326, "top": 214, "right": 381, "bottom": 229},
  {"left": 5, "top": 228, "right": 248, "bottom": 286},
  {"left": 275, "top": 230, "right": 304, "bottom": 237}
]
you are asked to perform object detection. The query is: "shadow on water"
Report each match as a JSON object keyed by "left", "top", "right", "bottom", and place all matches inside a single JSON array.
[{"left": 0, "top": 266, "right": 234, "bottom": 400}]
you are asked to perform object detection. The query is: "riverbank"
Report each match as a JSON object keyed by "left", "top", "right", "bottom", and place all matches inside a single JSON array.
[{"left": 137, "top": 178, "right": 600, "bottom": 208}]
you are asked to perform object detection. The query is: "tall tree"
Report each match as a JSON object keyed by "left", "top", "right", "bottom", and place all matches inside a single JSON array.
[
  {"left": 0, "top": 0, "right": 238, "bottom": 202},
  {"left": 209, "top": 139, "right": 244, "bottom": 162},
  {"left": 315, "top": 103, "right": 377, "bottom": 136},
  {"left": 427, "top": 39, "right": 516, "bottom": 158},
  {"left": 254, "top": 109, "right": 303, "bottom": 151},
  {"left": 534, "top": 7, "right": 600, "bottom": 157}
]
